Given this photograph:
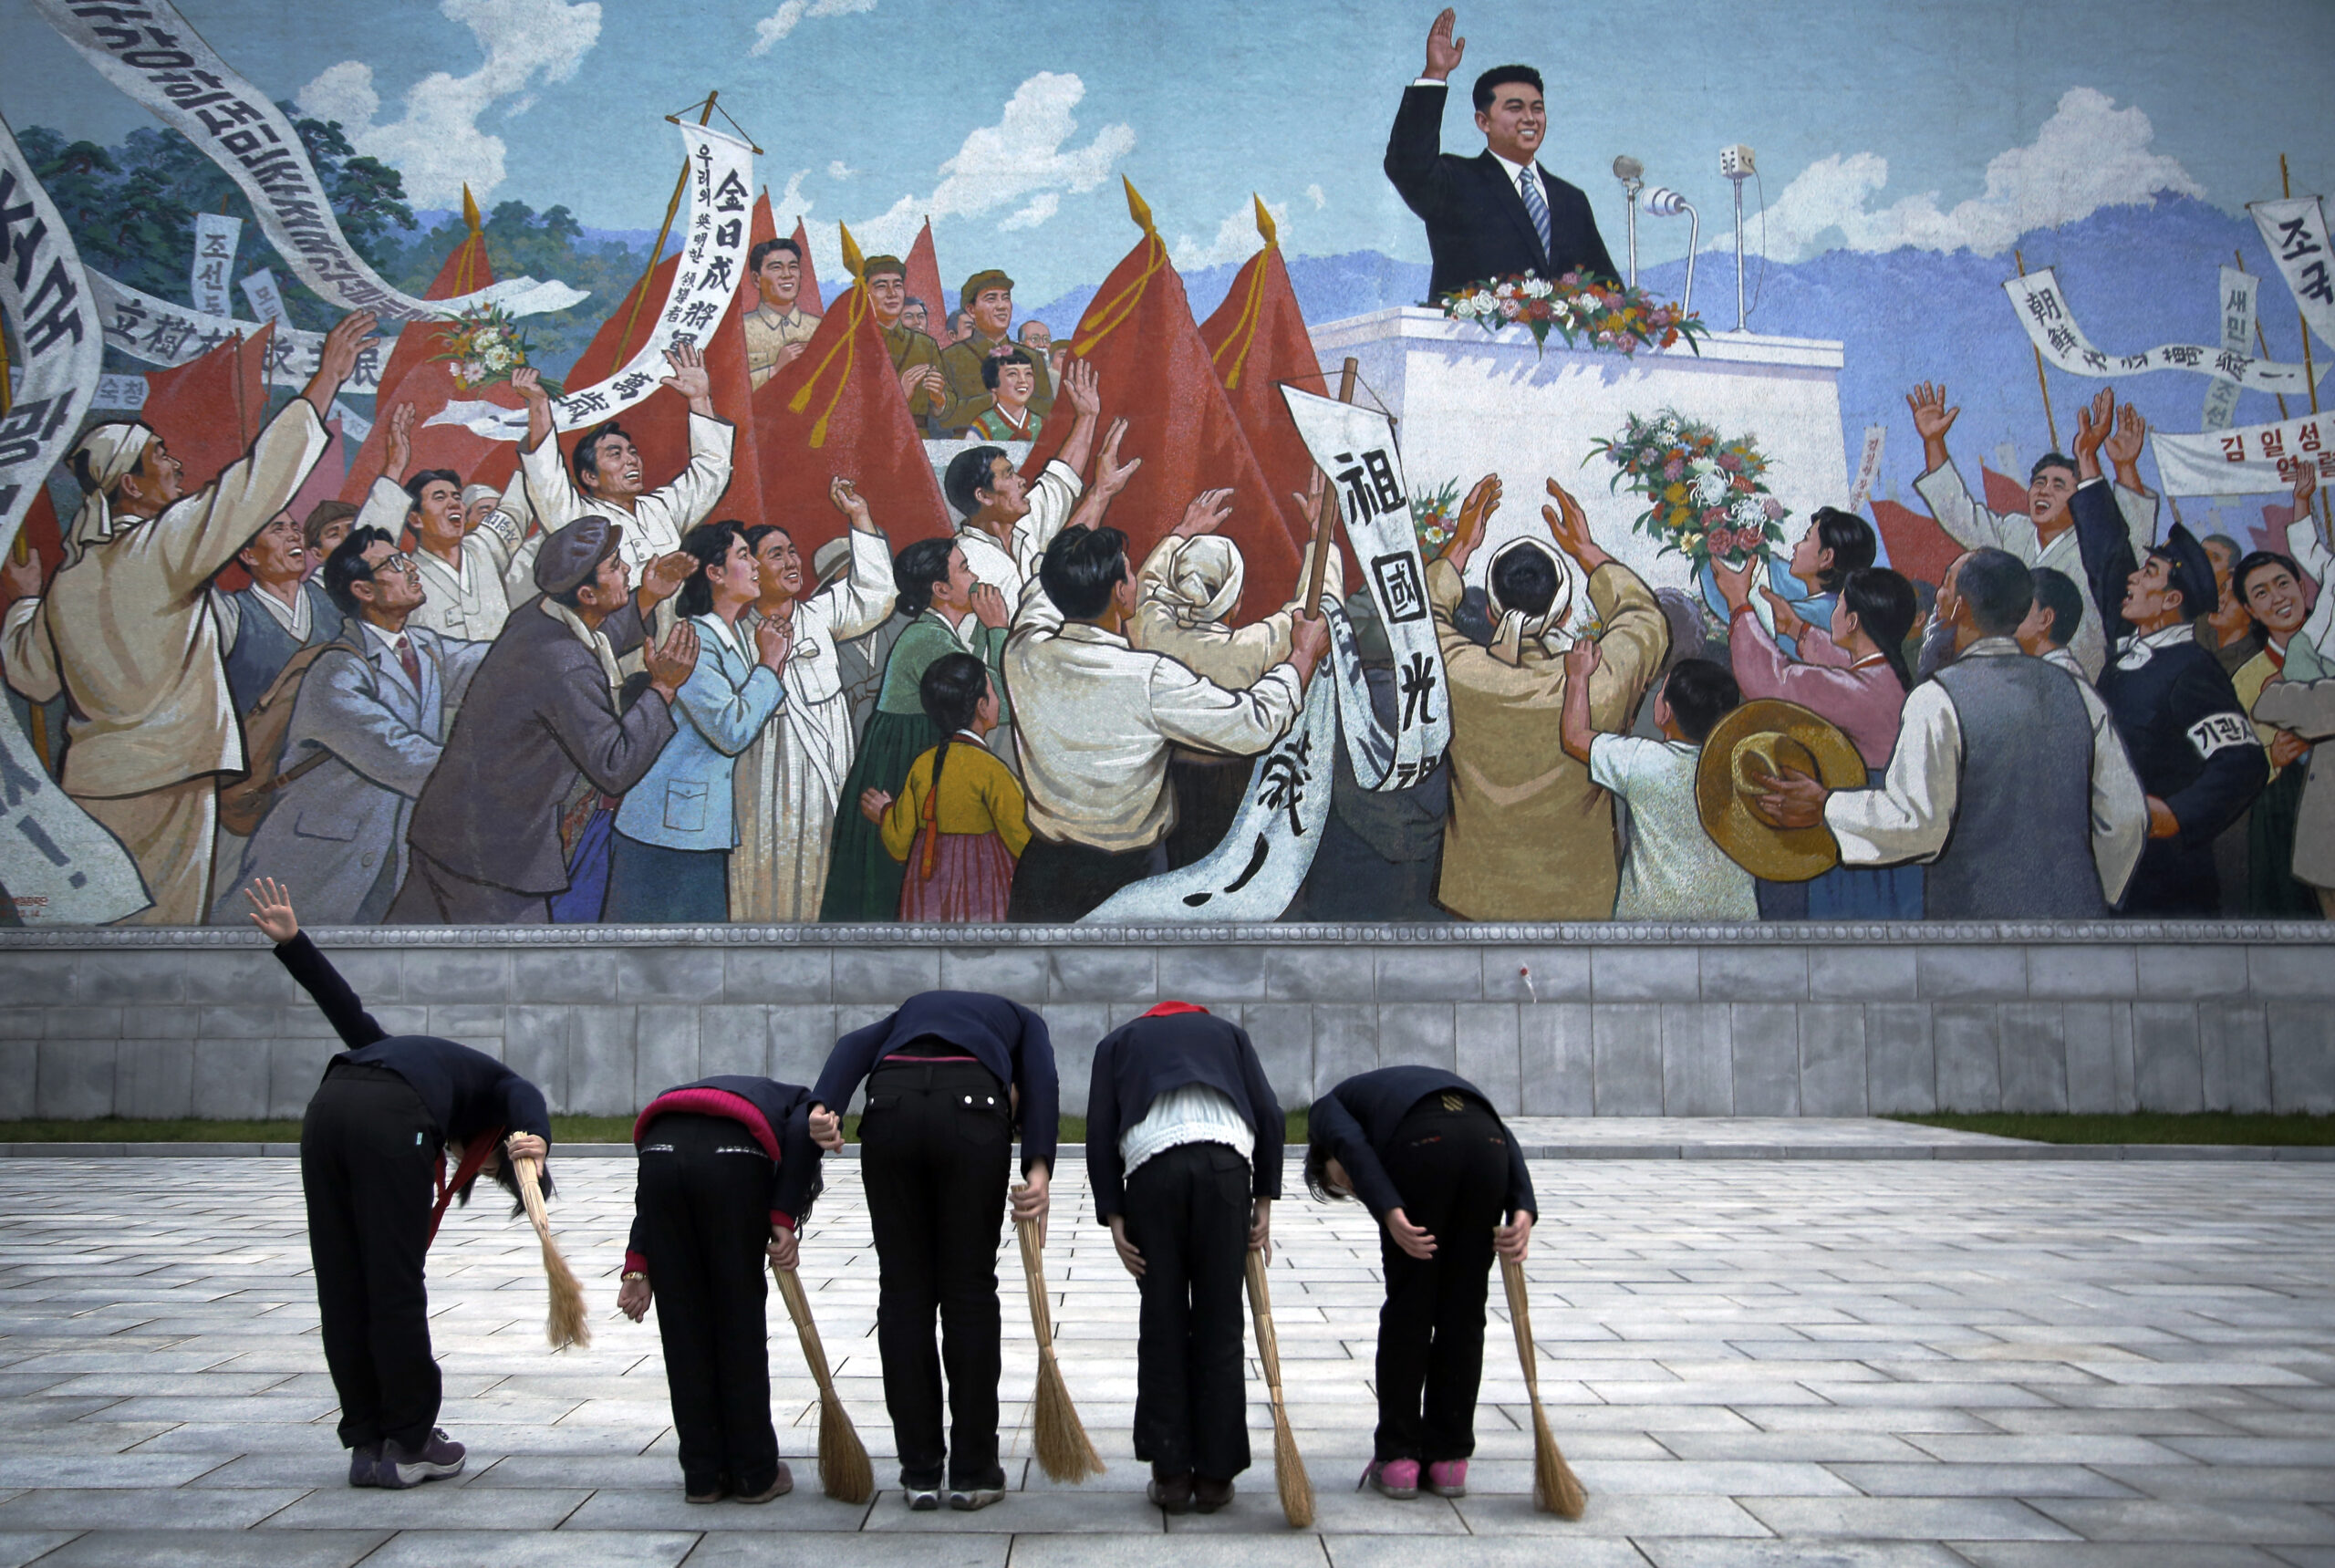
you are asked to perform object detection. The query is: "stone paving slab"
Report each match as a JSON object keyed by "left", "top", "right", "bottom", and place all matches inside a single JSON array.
[{"left": 0, "top": 1158, "right": 2329, "bottom": 1565}]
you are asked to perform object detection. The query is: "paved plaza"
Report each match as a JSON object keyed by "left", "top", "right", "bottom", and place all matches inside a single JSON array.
[{"left": 0, "top": 1148, "right": 2329, "bottom": 1566}]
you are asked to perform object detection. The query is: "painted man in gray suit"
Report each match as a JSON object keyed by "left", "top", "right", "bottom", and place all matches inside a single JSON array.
[{"left": 212, "top": 528, "right": 491, "bottom": 925}]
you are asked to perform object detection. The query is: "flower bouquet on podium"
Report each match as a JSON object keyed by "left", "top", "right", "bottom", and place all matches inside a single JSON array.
[
  {"left": 1589, "top": 410, "right": 1787, "bottom": 627},
  {"left": 1437, "top": 273, "right": 1703, "bottom": 358}
]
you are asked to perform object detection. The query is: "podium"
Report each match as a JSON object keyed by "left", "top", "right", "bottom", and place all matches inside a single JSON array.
[{"left": 1310, "top": 307, "right": 1852, "bottom": 605}]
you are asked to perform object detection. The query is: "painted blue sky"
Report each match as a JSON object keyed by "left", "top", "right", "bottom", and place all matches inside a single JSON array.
[{"left": 5, "top": 0, "right": 2334, "bottom": 303}]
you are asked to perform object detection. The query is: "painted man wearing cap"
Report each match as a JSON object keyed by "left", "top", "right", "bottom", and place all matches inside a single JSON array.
[
  {"left": 1, "top": 310, "right": 378, "bottom": 924},
  {"left": 742, "top": 236, "right": 822, "bottom": 389},
  {"left": 350, "top": 403, "right": 530, "bottom": 646},
  {"left": 864, "top": 254, "right": 946, "bottom": 431},
  {"left": 390, "top": 515, "right": 699, "bottom": 923},
  {"left": 937, "top": 270, "right": 1053, "bottom": 435},
  {"left": 2068, "top": 391, "right": 2269, "bottom": 916},
  {"left": 509, "top": 347, "right": 732, "bottom": 577},
  {"left": 1747, "top": 548, "right": 2147, "bottom": 919}
]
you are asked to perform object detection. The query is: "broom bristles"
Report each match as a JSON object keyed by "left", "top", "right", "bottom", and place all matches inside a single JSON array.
[
  {"left": 1244, "top": 1249, "right": 1314, "bottom": 1529},
  {"left": 1501, "top": 1255, "right": 1585, "bottom": 1520},
  {"left": 1016, "top": 1214, "right": 1104, "bottom": 1483},
  {"left": 773, "top": 1261, "right": 874, "bottom": 1503},
  {"left": 513, "top": 1157, "right": 589, "bottom": 1349}
]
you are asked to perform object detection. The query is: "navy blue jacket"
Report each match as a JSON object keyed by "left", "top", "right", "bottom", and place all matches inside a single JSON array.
[
  {"left": 627, "top": 1075, "right": 824, "bottom": 1270},
  {"left": 2070, "top": 480, "right": 2268, "bottom": 913},
  {"left": 275, "top": 932, "right": 551, "bottom": 1146},
  {"left": 1085, "top": 1008, "right": 1283, "bottom": 1220},
  {"left": 1311, "top": 1067, "right": 1536, "bottom": 1222},
  {"left": 810, "top": 991, "right": 1059, "bottom": 1175}
]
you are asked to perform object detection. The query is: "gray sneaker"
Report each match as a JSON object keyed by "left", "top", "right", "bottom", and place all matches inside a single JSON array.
[
  {"left": 379, "top": 1428, "right": 465, "bottom": 1489},
  {"left": 348, "top": 1442, "right": 381, "bottom": 1488},
  {"left": 948, "top": 1484, "right": 1005, "bottom": 1511}
]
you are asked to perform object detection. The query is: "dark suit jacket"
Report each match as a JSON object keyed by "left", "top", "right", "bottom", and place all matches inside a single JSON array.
[
  {"left": 809, "top": 990, "right": 1060, "bottom": 1176},
  {"left": 1085, "top": 1009, "right": 1283, "bottom": 1221},
  {"left": 406, "top": 594, "right": 675, "bottom": 896},
  {"left": 1385, "top": 81, "right": 1618, "bottom": 299}
]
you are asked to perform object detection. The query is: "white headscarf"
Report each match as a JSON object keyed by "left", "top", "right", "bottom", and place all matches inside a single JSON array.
[
  {"left": 459, "top": 483, "right": 502, "bottom": 513},
  {"left": 1147, "top": 535, "right": 1245, "bottom": 628},
  {"left": 62, "top": 422, "right": 158, "bottom": 566},
  {"left": 1484, "top": 536, "right": 1574, "bottom": 667}
]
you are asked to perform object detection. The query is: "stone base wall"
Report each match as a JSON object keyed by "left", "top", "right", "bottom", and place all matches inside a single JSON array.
[{"left": 2, "top": 923, "right": 2330, "bottom": 1121}]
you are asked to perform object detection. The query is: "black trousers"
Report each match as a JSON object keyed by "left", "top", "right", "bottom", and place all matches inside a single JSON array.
[
  {"left": 637, "top": 1112, "right": 781, "bottom": 1494},
  {"left": 300, "top": 1064, "right": 441, "bottom": 1452},
  {"left": 1007, "top": 835, "right": 1168, "bottom": 922},
  {"left": 1374, "top": 1095, "right": 1509, "bottom": 1464},
  {"left": 1123, "top": 1140, "right": 1252, "bottom": 1481},
  {"left": 857, "top": 1061, "right": 1012, "bottom": 1488}
]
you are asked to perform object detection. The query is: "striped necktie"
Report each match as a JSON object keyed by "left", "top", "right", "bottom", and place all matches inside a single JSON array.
[{"left": 1518, "top": 166, "right": 1551, "bottom": 262}]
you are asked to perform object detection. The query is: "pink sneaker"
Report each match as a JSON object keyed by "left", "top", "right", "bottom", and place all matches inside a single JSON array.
[
  {"left": 1425, "top": 1459, "right": 1468, "bottom": 1498},
  {"left": 1363, "top": 1458, "right": 1419, "bottom": 1499}
]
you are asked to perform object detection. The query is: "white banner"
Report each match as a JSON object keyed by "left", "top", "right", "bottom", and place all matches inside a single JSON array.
[
  {"left": 238, "top": 267, "right": 288, "bottom": 328},
  {"left": 91, "top": 374, "right": 148, "bottom": 410},
  {"left": 2252, "top": 195, "right": 2335, "bottom": 355},
  {"left": 89, "top": 270, "right": 384, "bottom": 395},
  {"left": 428, "top": 123, "right": 756, "bottom": 440},
  {"left": 33, "top": 0, "right": 584, "bottom": 326},
  {"left": 190, "top": 211, "right": 238, "bottom": 316},
  {"left": 1084, "top": 389, "right": 1451, "bottom": 921},
  {"left": 1846, "top": 423, "right": 1885, "bottom": 514},
  {"left": 2202, "top": 267, "right": 2257, "bottom": 431},
  {"left": 2002, "top": 267, "right": 2319, "bottom": 393},
  {"left": 0, "top": 117, "right": 154, "bottom": 924},
  {"left": 2151, "top": 408, "right": 2335, "bottom": 497},
  {"left": 328, "top": 399, "right": 372, "bottom": 442}
]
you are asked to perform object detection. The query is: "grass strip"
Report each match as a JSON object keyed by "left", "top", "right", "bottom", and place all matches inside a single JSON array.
[{"left": 1890, "top": 1112, "right": 2335, "bottom": 1146}]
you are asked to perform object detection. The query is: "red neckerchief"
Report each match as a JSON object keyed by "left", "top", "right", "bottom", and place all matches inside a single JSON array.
[
  {"left": 427, "top": 1128, "right": 504, "bottom": 1245},
  {"left": 1144, "top": 1001, "right": 1209, "bottom": 1017}
]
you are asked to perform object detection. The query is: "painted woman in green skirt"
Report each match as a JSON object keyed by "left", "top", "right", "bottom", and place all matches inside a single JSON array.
[{"left": 819, "top": 537, "right": 1010, "bottom": 920}]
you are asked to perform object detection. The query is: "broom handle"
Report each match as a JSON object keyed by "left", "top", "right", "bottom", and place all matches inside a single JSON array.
[
  {"left": 1500, "top": 1256, "right": 1542, "bottom": 1402},
  {"left": 1015, "top": 1216, "right": 1057, "bottom": 1356},
  {"left": 514, "top": 1156, "right": 554, "bottom": 1242},
  {"left": 773, "top": 1262, "right": 839, "bottom": 1397},
  {"left": 1245, "top": 1249, "right": 1286, "bottom": 1404}
]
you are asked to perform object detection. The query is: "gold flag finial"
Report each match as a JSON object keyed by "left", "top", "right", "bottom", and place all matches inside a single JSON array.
[
  {"left": 1124, "top": 176, "right": 1155, "bottom": 235},
  {"left": 1253, "top": 194, "right": 1277, "bottom": 248},
  {"left": 462, "top": 183, "right": 483, "bottom": 234},
  {"left": 840, "top": 222, "right": 866, "bottom": 282}
]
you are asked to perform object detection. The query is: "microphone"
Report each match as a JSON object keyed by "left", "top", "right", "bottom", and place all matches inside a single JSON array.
[
  {"left": 1612, "top": 155, "right": 1644, "bottom": 182},
  {"left": 1643, "top": 186, "right": 1691, "bottom": 217}
]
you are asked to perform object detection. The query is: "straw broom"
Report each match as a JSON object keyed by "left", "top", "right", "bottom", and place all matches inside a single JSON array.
[
  {"left": 510, "top": 1155, "right": 590, "bottom": 1350},
  {"left": 771, "top": 1261, "right": 875, "bottom": 1503},
  {"left": 1243, "top": 1248, "right": 1313, "bottom": 1528},
  {"left": 1015, "top": 1210, "right": 1104, "bottom": 1482},
  {"left": 1500, "top": 1255, "right": 1586, "bottom": 1519}
]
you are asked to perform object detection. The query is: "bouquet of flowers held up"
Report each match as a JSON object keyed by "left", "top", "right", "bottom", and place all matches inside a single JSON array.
[
  {"left": 434, "top": 304, "right": 551, "bottom": 393},
  {"left": 1437, "top": 272, "right": 1704, "bottom": 358},
  {"left": 1589, "top": 410, "right": 1786, "bottom": 573},
  {"left": 1410, "top": 477, "right": 1463, "bottom": 557}
]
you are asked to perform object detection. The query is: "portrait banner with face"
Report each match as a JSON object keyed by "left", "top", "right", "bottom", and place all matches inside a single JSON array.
[
  {"left": 189, "top": 211, "right": 239, "bottom": 316},
  {"left": 2003, "top": 266, "right": 2319, "bottom": 393},
  {"left": 2151, "top": 408, "right": 2335, "bottom": 497},
  {"left": 33, "top": 0, "right": 586, "bottom": 326},
  {"left": 2202, "top": 267, "right": 2258, "bottom": 431},
  {"left": 89, "top": 270, "right": 385, "bottom": 395},
  {"left": 2252, "top": 196, "right": 2335, "bottom": 355},
  {"left": 428, "top": 122, "right": 756, "bottom": 441},
  {"left": 0, "top": 117, "right": 155, "bottom": 924}
]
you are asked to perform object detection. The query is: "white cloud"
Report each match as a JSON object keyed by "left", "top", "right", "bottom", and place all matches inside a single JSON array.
[
  {"left": 1719, "top": 88, "right": 2203, "bottom": 262},
  {"left": 751, "top": 0, "right": 876, "bottom": 57},
  {"left": 827, "top": 160, "right": 861, "bottom": 182},
  {"left": 1305, "top": 183, "right": 1327, "bottom": 210},
  {"left": 296, "top": 0, "right": 601, "bottom": 207},
  {"left": 843, "top": 72, "right": 1135, "bottom": 258},
  {"left": 1172, "top": 196, "right": 1291, "bottom": 269}
]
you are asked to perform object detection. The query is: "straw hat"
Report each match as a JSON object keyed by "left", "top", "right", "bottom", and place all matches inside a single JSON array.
[{"left": 1694, "top": 699, "right": 1868, "bottom": 882}]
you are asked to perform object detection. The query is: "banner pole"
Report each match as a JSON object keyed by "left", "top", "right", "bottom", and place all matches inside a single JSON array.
[
  {"left": 1300, "top": 358, "right": 1358, "bottom": 615},
  {"left": 2015, "top": 251, "right": 2059, "bottom": 451},
  {"left": 617, "top": 94, "right": 719, "bottom": 367}
]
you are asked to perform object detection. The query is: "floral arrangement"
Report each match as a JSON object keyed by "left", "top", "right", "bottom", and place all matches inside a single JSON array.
[
  {"left": 434, "top": 304, "right": 548, "bottom": 393},
  {"left": 1588, "top": 409, "right": 1786, "bottom": 572},
  {"left": 1409, "top": 477, "right": 1463, "bottom": 557},
  {"left": 1437, "top": 272, "right": 1704, "bottom": 358}
]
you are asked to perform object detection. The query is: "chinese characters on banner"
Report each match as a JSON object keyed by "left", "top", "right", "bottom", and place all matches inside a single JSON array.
[
  {"left": 189, "top": 211, "right": 238, "bottom": 316},
  {"left": 89, "top": 271, "right": 386, "bottom": 395},
  {"left": 0, "top": 117, "right": 158, "bottom": 924},
  {"left": 2003, "top": 265, "right": 2319, "bottom": 393},
  {"left": 2152, "top": 408, "right": 2335, "bottom": 496},
  {"left": 428, "top": 123, "right": 756, "bottom": 441},
  {"left": 32, "top": 0, "right": 585, "bottom": 326},
  {"left": 2202, "top": 267, "right": 2258, "bottom": 432}
]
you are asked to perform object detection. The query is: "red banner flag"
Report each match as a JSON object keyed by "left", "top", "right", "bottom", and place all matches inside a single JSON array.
[
  {"left": 1022, "top": 180, "right": 1305, "bottom": 606},
  {"left": 905, "top": 218, "right": 946, "bottom": 336},
  {"left": 1199, "top": 200, "right": 1331, "bottom": 567},
  {"left": 753, "top": 237, "right": 950, "bottom": 560},
  {"left": 146, "top": 325, "right": 275, "bottom": 591},
  {"left": 791, "top": 219, "right": 825, "bottom": 315},
  {"left": 1870, "top": 496, "right": 1963, "bottom": 588}
]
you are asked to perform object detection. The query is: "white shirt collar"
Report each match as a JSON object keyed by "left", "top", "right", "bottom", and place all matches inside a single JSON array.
[
  {"left": 2114, "top": 619, "right": 2196, "bottom": 670},
  {"left": 357, "top": 618, "right": 408, "bottom": 661},
  {"left": 246, "top": 582, "right": 311, "bottom": 639},
  {"left": 1489, "top": 149, "right": 1537, "bottom": 190}
]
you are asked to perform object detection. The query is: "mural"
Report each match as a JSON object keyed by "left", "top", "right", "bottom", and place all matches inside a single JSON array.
[{"left": 0, "top": 0, "right": 2331, "bottom": 928}]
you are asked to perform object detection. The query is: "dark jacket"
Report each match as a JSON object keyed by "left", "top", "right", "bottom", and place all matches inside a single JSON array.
[
  {"left": 275, "top": 931, "right": 551, "bottom": 1146},
  {"left": 405, "top": 594, "right": 675, "bottom": 896},
  {"left": 1085, "top": 1007, "right": 1283, "bottom": 1221},
  {"left": 1384, "top": 81, "right": 1618, "bottom": 299},
  {"left": 2070, "top": 480, "right": 2268, "bottom": 913},
  {"left": 810, "top": 990, "right": 1059, "bottom": 1176},
  {"left": 1311, "top": 1067, "right": 1534, "bottom": 1223},
  {"left": 626, "top": 1075, "right": 824, "bottom": 1271}
]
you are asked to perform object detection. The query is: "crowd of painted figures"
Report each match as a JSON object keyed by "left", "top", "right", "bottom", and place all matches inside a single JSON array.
[{"left": 4, "top": 284, "right": 2330, "bottom": 927}]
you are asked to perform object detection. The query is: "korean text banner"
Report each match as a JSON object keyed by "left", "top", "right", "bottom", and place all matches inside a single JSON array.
[
  {"left": 2152, "top": 408, "right": 2335, "bottom": 496},
  {"left": 2252, "top": 196, "right": 2335, "bottom": 356},
  {"left": 2003, "top": 267, "right": 2318, "bottom": 393},
  {"left": 33, "top": 0, "right": 586, "bottom": 325}
]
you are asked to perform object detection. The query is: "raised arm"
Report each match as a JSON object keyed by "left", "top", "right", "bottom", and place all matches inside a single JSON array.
[
  {"left": 1384, "top": 10, "right": 1461, "bottom": 221},
  {"left": 259, "top": 887, "right": 389, "bottom": 1050}
]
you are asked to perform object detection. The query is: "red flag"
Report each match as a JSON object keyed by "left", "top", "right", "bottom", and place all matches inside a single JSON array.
[
  {"left": 1199, "top": 201, "right": 1328, "bottom": 573},
  {"left": 1871, "top": 497, "right": 1963, "bottom": 587},
  {"left": 1022, "top": 180, "right": 1304, "bottom": 606},
  {"left": 904, "top": 219, "right": 946, "bottom": 336},
  {"left": 144, "top": 325, "right": 274, "bottom": 592},
  {"left": 288, "top": 410, "right": 350, "bottom": 534},
  {"left": 1981, "top": 465, "right": 2032, "bottom": 519},
  {"left": 4, "top": 487, "right": 65, "bottom": 614},
  {"left": 337, "top": 190, "right": 518, "bottom": 503},
  {"left": 791, "top": 219, "right": 825, "bottom": 315},
  {"left": 753, "top": 234, "right": 950, "bottom": 560},
  {"left": 741, "top": 192, "right": 778, "bottom": 312}
]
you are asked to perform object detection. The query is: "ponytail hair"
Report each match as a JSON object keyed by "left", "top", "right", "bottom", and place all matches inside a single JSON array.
[
  {"left": 912, "top": 653, "right": 993, "bottom": 878},
  {"left": 1842, "top": 566, "right": 1917, "bottom": 692}
]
